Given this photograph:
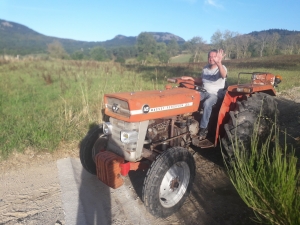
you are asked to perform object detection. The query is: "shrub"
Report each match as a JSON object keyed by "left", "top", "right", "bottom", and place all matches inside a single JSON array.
[{"left": 224, "top": 126, "right": 300, "bottom": 225}]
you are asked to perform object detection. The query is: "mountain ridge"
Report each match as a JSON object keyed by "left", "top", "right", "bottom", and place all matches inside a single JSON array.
[
  {"left": 0, "top": 19, "right": 185, "bottom": 55},
  {"left": 1, "top": 19, "right": 299, "bottom": 56}
]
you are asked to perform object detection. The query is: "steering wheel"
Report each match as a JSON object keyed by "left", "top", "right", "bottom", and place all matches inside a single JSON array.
[{"left": 179, "top": 82, "right": 207, "bottom": 92}]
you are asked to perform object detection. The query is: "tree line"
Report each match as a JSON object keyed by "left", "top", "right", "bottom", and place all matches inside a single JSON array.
[
  {"left": 211, "top": 29, "right": 300, "bottom": 59},
  {"left": 47, "top": 29, "right": 300, "bottom": 63}
]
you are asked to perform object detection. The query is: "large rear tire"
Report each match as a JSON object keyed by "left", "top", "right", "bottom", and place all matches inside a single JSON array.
[
  {"left": 79, "top": 125, "right": 107, "bottom": 175},
  {"left": 142, "top": 147, "right": 195, "bottom": 218},
  {"left": 221, "top": 92, "right": 278, "bottom": 160}
]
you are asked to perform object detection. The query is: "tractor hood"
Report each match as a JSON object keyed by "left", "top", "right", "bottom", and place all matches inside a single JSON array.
[{"left": 104, "top": 88, "right": 200, "bottom": 122}]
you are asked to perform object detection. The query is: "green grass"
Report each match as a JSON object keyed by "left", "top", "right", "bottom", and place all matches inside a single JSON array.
[
  {"left": 225, "top": 126, "right": 300, "bottom": 225},
  {"left": 169, "top": 52, "right": 208, "bottom": 63},
  {"left": 1, "top": 55, "right": 300, "bottom": 158},
  {"left": 0, "top": 60, "right": 166, "bottom": 158},
  {"left": 170, "top": 54, "right": 192, "bottom": 63}
]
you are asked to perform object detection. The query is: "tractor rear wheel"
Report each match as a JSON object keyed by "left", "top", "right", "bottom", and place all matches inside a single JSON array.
[
  {"left": 79, "top": 125, "right": 107, "bottom": 175},
  {"left": 221, "top": 92, "right": 278, "bottom": 161},
  {"left": 142, "top": 147, "right": 195, "bottom": 218}
]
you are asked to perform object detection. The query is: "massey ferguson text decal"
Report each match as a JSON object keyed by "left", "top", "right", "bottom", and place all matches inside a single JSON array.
[{"left": 131, "top": 102, "right": 193, "bottom": 115}]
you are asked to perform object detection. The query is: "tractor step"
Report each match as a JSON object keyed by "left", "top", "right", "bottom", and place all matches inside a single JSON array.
[{"left": 191, "top": 136, "right": 215, "bottom": 148}]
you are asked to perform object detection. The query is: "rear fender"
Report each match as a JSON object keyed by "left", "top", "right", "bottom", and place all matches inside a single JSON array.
[
  {"left": 214, "top": 91, "right": 245, "bottom": 146},
  {"left": 214, "top": 87, "right": 276, "bottom": 146},
  {"left": 227, "top": 84, "right": 276, "bottom": 96}
]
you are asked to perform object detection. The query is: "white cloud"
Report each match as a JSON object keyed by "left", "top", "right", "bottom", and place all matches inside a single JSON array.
[{"left": 205, "top": 0, "right": 223, "bottom": 8}]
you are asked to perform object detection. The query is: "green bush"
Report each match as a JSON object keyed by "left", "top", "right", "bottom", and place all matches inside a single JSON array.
[{"left": 224, "top": 126, "right": 300, "bottom": 225}]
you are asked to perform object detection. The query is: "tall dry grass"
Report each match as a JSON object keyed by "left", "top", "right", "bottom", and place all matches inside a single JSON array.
[{"left": 0, "top": 59, "right": 166, "bottom": 158}]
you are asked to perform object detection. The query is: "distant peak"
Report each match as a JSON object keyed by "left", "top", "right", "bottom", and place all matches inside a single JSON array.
[
  {"left": 147, "top": 32, "right": 185, "bottom": 42},
  {"left": 1, "top": 21, "right": 13, "bottom": 27},
  {"left": 114, "top": 35, "right": 127, "bottom": 39}
]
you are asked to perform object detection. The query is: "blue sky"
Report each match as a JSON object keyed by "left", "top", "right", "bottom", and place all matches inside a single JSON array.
[{"left": 0, "top": 0, "right": 299, "bottom": 43}]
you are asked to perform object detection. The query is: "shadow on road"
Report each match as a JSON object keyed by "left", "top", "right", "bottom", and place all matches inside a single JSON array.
[
  {"left": 76, "top": 168, "right": 112, "bottom": 225},
  {"left": 75, "top": 124, "right": 112, "bottom": 225},
  {"left": 57, "top": 157, "right": 112, "bottom": 225}
]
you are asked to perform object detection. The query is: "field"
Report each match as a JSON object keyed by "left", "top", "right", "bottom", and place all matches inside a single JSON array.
[
  {"left": 170, "top": 54, "right": 193, "bottom": 63},
  {"left": 0, "top": 55, "right": 300, "bottom": 225},
  {"left": 1, "top": 55, "right": 300, "bottom": 159}
]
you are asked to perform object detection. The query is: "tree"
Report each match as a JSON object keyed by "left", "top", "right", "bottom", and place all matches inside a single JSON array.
[
  {"left": 234, "top": 35, "right": 252, "bottom": 59},
  {"left": 281, "top": 34, "right": 300, "bottom": 55},
  {"left": 115, "top": 56, "right": 125, "bottom": 63},
  {"left": 294, "top": 34, "right": 300, "bottom": 54},
  {"left": 281, "top": 36, "right": 293, "bottom": 55},
  {"left": 256, "top": 32, "right": 268, "bottom": 57},
  {"left": 71, "top": 50, "right": 85, "bottom": 60},
  {"left": 185, "top": 36, "right": 206, "bottom": 62},
  {"left": 47, "top": 41, "right": 69, "bottom": 59},
  {"left": 211, "top": 30, "right": 237, "bottom": 58},
  {"left": 167, "top": 39, "right": 179, "bottom": 57},
  {"left": 253, "top": 32, "right": 281, "bottom": 57},
  {"left": 211, "top": 30, "right": 223, "bottom": 49},
  {"left": 223, "top": 30, "right": 238, "bottom": 58},
  {"left": 136, "top": 32, "right": 157, "bottom": 64},
  {"left": 267, "top": 32, "right": 280, "bottom": 55},
  {"left": 89, "top": 46, "right": 108, "bottom": 61},
  {"left": 156, "top": 42, "right": 170, "bottom": 63}
]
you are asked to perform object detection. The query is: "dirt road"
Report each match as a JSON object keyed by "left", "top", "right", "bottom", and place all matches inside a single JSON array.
[
  {"left": 0, "top": 151, "right": 256, "bottom": 225},
  {"left": 0, "top": 90, "right": 299, "bottom": 225}
]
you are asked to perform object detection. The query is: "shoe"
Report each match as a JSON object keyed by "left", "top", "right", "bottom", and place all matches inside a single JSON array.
[{"left": 198, "top": 128, "right": 208, "bottom": 140}]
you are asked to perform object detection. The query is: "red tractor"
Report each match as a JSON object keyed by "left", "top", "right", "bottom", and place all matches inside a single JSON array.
[{"left": 80, "top": 72, "right": 282, "bottom": 217}]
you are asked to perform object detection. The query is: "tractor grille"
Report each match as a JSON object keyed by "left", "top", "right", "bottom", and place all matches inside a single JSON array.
[
  {"left": 106, "top": 97, "right": 130, "bottom": 117},
  {"left": 107, "top": 117, "right": 140, "bottom": 160}
]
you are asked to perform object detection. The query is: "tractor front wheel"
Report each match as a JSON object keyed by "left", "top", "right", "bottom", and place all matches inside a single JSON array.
[
  {"left": 142, "top": 147, "right": 195, "bottom": 218},
  {"left": 79, "top": 125, "right": 107, "bottom": 175}
]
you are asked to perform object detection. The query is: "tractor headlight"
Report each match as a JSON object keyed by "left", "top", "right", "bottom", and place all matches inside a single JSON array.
[
  {"left": 120, "top": 130, "right": 138, "bottom": 143},
  {"left": 103, "top": 122, "right": 112, "bottom": 135}
]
